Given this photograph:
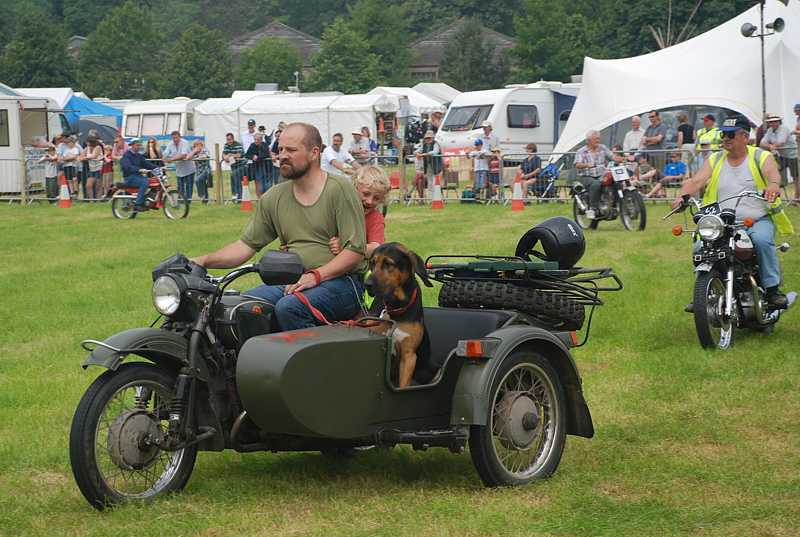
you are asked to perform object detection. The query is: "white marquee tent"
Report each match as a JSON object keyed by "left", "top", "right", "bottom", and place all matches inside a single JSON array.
[
  {"left": 367, "top": 86, "right": 445, "bottom": 116},
  {"left": 194, "top": 93, "right": 399, "bottom": 151},
  {"left": 553, "top": 0, "right": 800, "bottom": 155},
  {"left": 412, "top": 82, "right": 461, "bottom": 106}
]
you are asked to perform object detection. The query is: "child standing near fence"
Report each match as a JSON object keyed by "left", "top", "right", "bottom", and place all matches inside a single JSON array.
[
  {"left": 469, "top": 138, "right": 490, "bottom": 201},
  {"left": 39, "top": 146, "right": 59, "bottom": 203},
  {"left": 101, "top": 145, "right": 114, "bottom": 198}
]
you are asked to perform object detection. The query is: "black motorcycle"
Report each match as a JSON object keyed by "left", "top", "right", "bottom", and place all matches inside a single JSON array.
[
  {"left": 664, "top": 191, "right": 795, "bottom": 349},
  {"left": 572, "top": 166, "right": 646, "bottom": 231}
]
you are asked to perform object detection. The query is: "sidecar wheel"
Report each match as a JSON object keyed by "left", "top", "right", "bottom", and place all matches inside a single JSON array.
[
  {"left": 469, "top": 351, "right": 566, "bottom": 487},
  {"left": 69, "top": 363, "right": 197, "bottom": 510}
]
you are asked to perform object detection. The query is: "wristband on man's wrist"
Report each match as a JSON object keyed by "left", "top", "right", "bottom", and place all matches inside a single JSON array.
[{"left": 304, "top": 269, "right": 322, "bottom": 285}]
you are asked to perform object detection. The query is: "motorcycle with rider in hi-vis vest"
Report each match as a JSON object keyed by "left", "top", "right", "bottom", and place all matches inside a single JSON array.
[{"left": 666, "top": 116, "right": 795, "bottom": 349}]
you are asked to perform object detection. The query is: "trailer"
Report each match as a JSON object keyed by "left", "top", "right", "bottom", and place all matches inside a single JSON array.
[{"left": 436, "top": 82, "right": 580, "bottom": 156}]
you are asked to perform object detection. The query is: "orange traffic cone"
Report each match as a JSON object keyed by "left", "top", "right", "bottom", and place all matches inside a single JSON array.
[
  {"left": 241, "top": 175, "right": 253, "bottom": 212},
  {"left": 511, "top": 172, "right": 524, "bottom": 212},
  {"left": 430, "top": 173, "right": 444, "bottom": 210},
  {"left": 57, "top": 173, "right": 72, "bottom": 208}
]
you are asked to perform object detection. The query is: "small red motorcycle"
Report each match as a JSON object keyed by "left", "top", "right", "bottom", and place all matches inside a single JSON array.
[{"left": 111, "top": 167, "right": 189, "bottom": 220}]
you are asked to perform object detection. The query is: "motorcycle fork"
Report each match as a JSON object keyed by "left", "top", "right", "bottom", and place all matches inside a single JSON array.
[{"left": 724, "top": 237, "right": 735, "bottom": 319}]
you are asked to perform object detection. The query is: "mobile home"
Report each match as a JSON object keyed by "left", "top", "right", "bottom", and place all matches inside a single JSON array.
[
  {"left": 435, "top": 82, "right": 580, "bottom": 157},
  {"left": 122, "top": 98, "right": 202, "bottom": 142}
]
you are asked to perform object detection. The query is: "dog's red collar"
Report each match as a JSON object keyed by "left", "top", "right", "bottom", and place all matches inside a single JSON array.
[{"left": 383, "top": 288, "right": 419, "bottom": 317}]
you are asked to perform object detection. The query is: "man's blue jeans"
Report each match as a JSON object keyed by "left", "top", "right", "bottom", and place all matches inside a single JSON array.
[
  {"left": 195, "top": 171, "right": 209, "bottom": 202},
  {"left": 177, "top": 173, "right": 194, "bottom": 204},
  {"left": 123, "top": 174, "right": 149, "bottom": 207},
  {"left": 253, "top": 164, "right": 270, "bottom": 194},
  {"left": 230, "top": 166, "right": 244, "bottom": 201},
  {"left": 693, "top": 217, "right": 780, "bottom": 288},
  {"left": 245, "top": 275, "right": 364, "bottom": 331}
]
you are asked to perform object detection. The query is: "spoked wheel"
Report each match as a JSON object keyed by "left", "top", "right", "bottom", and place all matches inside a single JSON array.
[
  {"left": 111, "top": 193, "right": 136, "bottom": 219},
  {"left": 469, "top": 351, "right": 566, "bottom": 486},
  {"left": 572, "top": 195, "right": 598, "bottom": 230},
  {"left": 619, "top": 190, "right": 647, "bottom": 231},
  {"left": 693, "top": 270, "right": 735, "bottom": 349},
  {"left": 69, "top": 363, "right": 197, "bottom": 510},
  {"left": 163, "top": 190, "right": 189, "bottom": 219}
]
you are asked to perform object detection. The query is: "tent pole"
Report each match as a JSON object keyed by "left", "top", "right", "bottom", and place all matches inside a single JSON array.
[{"left": 760, "top": 0, "right": 767, "bottom": 120}]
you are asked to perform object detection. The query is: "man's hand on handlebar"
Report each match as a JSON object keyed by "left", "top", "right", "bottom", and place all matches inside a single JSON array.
[{"left": 671, "top": 193, "right": 690, "bottom": 210}]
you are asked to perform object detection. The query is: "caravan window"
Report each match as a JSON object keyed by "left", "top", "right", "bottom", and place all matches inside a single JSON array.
[
  {"left": 124, "top": 115, "right": 141, "bottom": 137},
  {"left": 442, "top": 105, "right": 493, "bottom": 131},
  {"left": 185, "top": 113, "right": 194, "bottom": 132},
  {"left": 0, "top": 110, "right": 9, "bottom": 147},
  {"left": 166, "top": 113, "right": 181, "bottom": 134},
  {"left": 141, "top": 114, "right": 165, "bottom": 136},
  {"left": 508, "top": 105, "right": 540, "bottom": 129}
]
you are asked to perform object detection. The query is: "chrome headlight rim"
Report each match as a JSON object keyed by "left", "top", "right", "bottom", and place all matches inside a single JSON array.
[
  {"left": 152, "top": 275, "right": 183, "bottom": 316},
  {"left": 697, "top": 215, "right": 724, "bottom": 241}
]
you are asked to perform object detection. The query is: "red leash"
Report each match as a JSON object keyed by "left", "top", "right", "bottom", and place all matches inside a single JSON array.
[{"left": 293, "top": 291, "right": 382, "bottom": 328}]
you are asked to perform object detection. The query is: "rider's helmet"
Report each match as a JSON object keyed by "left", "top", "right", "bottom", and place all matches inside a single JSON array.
[{"left": 515, "top": 216, "right": 586, "bottom": 269}]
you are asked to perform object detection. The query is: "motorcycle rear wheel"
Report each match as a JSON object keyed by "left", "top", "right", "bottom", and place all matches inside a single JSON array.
[
  {"left": 619, "top": 191, "right": 647, "bottom": 231},
  {"left": 111, "top": 193, "right": 136, "bottom": 220},
  {"left": 693, "top": 270, "right": 735, "bottom": 349},
  {"left": 69, "top": 363, "right": 197, "bottom": 510},
  {"left": 163, "top": 190, "right": 189, "bottom": 219}
]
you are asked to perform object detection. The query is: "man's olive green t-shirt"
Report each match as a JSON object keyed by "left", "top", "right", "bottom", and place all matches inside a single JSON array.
[{"left": 240, "top": 175, "right": 367, "bottom": 273}]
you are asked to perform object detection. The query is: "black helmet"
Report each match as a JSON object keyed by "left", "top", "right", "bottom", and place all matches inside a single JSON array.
[{"left": 515, "top": 216, "right": 585, "bottom": 269}]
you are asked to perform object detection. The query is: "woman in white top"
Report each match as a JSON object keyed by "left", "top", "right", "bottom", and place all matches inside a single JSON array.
[
  {"left": 82, "top": 137, "right": 103, "bottom": 201},
  {"left": 60, "top": 137, "right": 81, "bottom": 197}
]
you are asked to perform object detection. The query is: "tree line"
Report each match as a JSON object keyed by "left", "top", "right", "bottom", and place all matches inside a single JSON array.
[{"left": 0, "top": 0, "right": 756, "bottom": 99}]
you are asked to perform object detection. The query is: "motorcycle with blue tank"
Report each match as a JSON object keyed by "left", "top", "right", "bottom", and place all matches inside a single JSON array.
[
  {"left": 69, "top": 238, "right": 620, "bottom": 510},
  {"left": 664, "top": 191, "right": 795, "bottom": 349}
]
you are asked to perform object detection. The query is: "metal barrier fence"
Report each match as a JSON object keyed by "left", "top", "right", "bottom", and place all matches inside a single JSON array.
[{"left": 6, "top": 143, "right": 798, "bottom": 206}]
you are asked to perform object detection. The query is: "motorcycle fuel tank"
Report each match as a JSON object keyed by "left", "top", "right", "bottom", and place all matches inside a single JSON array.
[{"left": 236, "top": 325, "right": 390, "bottom": 439}]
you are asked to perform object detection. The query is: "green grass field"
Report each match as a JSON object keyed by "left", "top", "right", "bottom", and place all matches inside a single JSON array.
[{"left": 1, "top": 200, "right": 798, "bottom": 537}]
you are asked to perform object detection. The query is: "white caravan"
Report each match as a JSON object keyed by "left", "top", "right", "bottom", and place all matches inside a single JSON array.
[
  {"left": 435, "top": 82, "right": 580, "bottom": 158},
  {"left": 122, "top": 98, "right": 203, "bottom": 142}
]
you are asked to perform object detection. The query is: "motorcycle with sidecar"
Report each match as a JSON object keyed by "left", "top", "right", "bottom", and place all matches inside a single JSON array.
[{"left": 69, "top": 222, "right": 621, "bottom": 510}]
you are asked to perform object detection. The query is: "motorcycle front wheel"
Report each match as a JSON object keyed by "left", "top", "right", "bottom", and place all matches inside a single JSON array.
[
  {"left": 572, "top": 196, "right": 598, "bottom": 230},
  {"left": 163, "top": 190, "right": 189, "bottom": 219},
  {"left": 69, "top": 363, "right": 197, "bottom": 510},
  {"left": 111, "top": 193, "right": 136, "bottom": 219},
  {"left": 619, "top": 190, "right": 647, "bottom": 231},
  {"left": 693, "top": 270, "right": 735, "bottom": 349}
]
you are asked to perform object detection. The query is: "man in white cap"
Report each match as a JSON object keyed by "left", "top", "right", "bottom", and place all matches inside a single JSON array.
[
  {"left": 349, "top": 129, "right": 371, "bottom": 165},
  {"left": 760, "top": 114, "right": 797, "bottom": 188},
  {"left": 477, "top": 120, "right": 500, "bottom": 155}
]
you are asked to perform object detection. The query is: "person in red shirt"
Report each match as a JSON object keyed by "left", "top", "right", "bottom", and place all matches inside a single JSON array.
[{"left": 330, "top": 165, "right": 390, "bottom": 257}]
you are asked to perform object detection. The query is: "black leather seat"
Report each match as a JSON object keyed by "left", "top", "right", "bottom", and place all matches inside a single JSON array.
[{"left": 423, "top": 307, "right": 512, "bottom": 371}]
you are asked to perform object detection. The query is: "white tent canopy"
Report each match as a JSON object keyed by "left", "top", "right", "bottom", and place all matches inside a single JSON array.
[
  {"left": 195, "top": 93, "right": 399, "bottom": 151},
  {"left": 367, "top": 86, "right": 445, "bottom": 116},
  {"left": 412, "top": 82, "right": 461, "bottom": 105},
  {"left": 553, "top": 0, "right": 800, "bottom": 155}
]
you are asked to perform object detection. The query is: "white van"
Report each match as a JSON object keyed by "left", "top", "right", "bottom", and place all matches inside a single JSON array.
[
  {"left": 122, "top": 98, "right": 202, "bottom": 142},
  {"left": 436, "top": 82, "right": 580, "bottom": 157}
]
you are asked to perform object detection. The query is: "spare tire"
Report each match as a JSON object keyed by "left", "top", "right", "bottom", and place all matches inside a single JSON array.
[{"left": 438, "top": 280, "right": 585, "bottom": 331}]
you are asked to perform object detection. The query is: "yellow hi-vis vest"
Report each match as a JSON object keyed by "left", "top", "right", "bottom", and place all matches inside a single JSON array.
[
  {"left": 696, "top": 127, "right": 722, "bottom": 150},
  {"left": 704, "top": 146, "right": 794, "bottom": 235}
]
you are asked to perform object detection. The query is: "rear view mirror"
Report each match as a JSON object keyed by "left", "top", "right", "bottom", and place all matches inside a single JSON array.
[{"left": 257, "top": 251, "right": 304, "bottom": 285}]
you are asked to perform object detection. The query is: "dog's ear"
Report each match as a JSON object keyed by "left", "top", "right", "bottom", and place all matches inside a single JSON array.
[{"left": 410, "top": 251, "right": 433, "bottom": 287}]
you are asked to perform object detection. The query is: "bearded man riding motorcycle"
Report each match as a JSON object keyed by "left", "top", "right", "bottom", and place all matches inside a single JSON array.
[{"left": 673, "top": 115, "right": 794, "bottom": 308}]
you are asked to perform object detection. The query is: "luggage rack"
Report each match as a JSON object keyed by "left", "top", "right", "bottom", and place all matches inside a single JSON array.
[{"left": 425, "top": 255, "right": 624, "bottom": 307}]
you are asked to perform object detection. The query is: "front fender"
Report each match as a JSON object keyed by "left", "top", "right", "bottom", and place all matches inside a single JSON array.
[
  {"left": 450, "top": 325, "right": 594, "bottom": 438},
  {"left": 82, "top": 327, "right": 189, "bottom": 374},
  {"left": 694, "top": 262, "right": 714, "bottom": 273}
]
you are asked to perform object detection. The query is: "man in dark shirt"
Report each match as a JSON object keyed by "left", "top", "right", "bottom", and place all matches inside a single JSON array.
[
  {"left": 120, "top": 139, "right": 157, "bottom": 213},
  {"left": 245, "top": 133, "right": 272, "bottom": 197}
]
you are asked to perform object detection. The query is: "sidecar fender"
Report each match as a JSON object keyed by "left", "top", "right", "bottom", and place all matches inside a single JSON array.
[
  {"left": 450, "top": 325, "right": 594, "bottom": 438},
  {"left": 82, "top": 328, "right": 190, "bottom": 374}
]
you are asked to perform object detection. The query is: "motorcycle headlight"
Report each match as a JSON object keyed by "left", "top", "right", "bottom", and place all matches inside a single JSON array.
[
  {"left": 697, "top": 215, "right": 724, "bottom": 241},
  {"left": 152, "top": 275, "right": 182, "bottom": 315}
]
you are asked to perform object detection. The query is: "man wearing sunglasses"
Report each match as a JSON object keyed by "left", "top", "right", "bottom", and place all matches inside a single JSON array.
[{"left": 673, "top": 115, "right": 793, "bottom": 307}]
